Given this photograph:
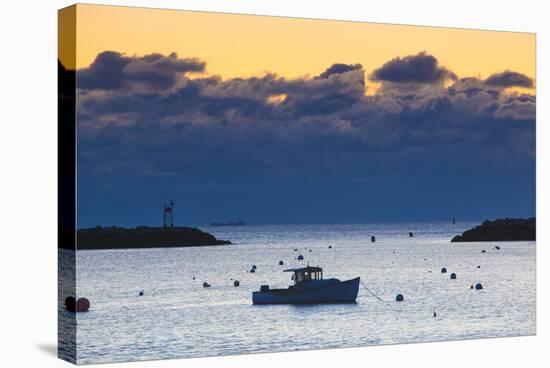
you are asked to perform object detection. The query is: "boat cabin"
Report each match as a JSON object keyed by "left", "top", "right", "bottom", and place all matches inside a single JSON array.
[{"left": 284, "top": 266, "right": 324, "bottom": 285}]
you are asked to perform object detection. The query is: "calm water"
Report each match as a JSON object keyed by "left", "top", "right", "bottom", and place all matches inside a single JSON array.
[{"left": 59, "top": 222, "right": 536, "bottom": 364}]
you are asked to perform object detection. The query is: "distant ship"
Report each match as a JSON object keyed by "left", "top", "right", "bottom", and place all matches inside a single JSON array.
[{"left": 211, "top": 220, "right": 246, "bottom": 227}]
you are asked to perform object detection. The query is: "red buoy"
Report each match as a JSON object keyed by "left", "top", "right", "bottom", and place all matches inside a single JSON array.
[{"left": 76, "top": 298, "right": 90, "bottom": 312}]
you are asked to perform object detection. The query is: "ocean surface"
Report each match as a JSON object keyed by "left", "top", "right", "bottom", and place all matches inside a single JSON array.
[{"left": 58, "top": 222, "right": 536, "bottom": 364}]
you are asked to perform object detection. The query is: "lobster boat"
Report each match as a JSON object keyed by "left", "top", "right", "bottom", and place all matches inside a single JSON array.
[{"left": 252, "top": 266, "right": 360, "bottom": 305}]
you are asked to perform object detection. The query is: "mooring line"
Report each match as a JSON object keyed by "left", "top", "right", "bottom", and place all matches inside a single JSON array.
[{"left": 360, "top": 280, "right": 385, "bottom": 302}]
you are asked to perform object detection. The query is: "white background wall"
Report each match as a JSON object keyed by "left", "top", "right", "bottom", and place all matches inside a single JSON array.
[{"left": 0, "top": 0, "right": 547, "bottom": 367}]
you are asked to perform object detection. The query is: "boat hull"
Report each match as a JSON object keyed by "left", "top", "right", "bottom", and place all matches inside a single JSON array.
[{"left": 252, "top": 277, "right": 360, "bottom": 305}]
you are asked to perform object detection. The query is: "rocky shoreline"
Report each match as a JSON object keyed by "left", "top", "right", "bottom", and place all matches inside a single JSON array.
[
  {"left": 77, "top": 226, "right": 231, "bottom": 250},
  {"left": 451, "top": 218, "right": 535, "bottom": 242}
]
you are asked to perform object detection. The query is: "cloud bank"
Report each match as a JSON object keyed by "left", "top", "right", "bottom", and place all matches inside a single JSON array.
[{"left": 73, "top": 51, "right": 535, "bottom": 225}]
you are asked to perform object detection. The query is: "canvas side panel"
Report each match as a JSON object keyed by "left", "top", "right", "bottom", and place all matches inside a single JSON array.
[{"left": 58, "top": 5, "right": 77, "bottom": 364}]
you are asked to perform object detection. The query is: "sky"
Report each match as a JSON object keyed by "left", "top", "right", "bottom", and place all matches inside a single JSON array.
[{"left": 61, "top": 5, "right": 536, "bottom": 227}]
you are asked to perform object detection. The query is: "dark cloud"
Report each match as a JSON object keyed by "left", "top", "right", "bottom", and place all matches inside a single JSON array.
[
  {"left": 78, "top": 51, "right": 130, "bottom": 90},
  {"left": 78, "top": 51, "right": 205, "bottom": 92},
  {"left": 317, "top": 63, "right": 362, "bottom": 79},
  {"left": 448, "top": 77, "right": 491, "bottom": 97},
  {"left": 485, "top": 70, "right": 534, "bottom": 88},
  {"left": 76, "top": 51, "right": 535, "bottom": 146},
  {"left": 290, "top": 92, "right": 361, "bottom": 116},
  {"left": 370, "top": 52, "right": 456, "bottom": 84}
]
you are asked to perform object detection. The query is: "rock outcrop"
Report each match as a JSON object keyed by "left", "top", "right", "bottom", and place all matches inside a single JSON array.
[
  {"left": 451, "top": 218, "right": 535, "bottom": 242},
  {"left": 77, "top": 226, "right": 231, "bottom": 250}
]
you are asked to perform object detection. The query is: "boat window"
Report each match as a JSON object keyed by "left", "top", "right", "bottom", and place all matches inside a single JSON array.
[{"left": 292, "top": 269, "right": 324, "bottom": 283}]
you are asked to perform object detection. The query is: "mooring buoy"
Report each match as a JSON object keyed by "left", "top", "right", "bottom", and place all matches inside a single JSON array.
[
  {"left": 279, "top": 260, "right": 284, "bottom": 266},
  {"left": 396, "top": 294, "right": 404, "bottom": 302},
  {"left": 250, "top": 268, "right": 256, "bottom": 273},
  {"left": 409, "top": 232, "right": 413, "bottom": 237},
  {"left": 203, "top": 282, "right": 211, "bottom": 288},
  {"left": 441, "top": 267, "right": 447, "bottom": 273},
  {"left": 76, "top": 298, "right": 90, "bottom": 312},
  {"left": 475, "top": 283, "right": 483, "bottom": 290},
  {"left": 234, "top": 280, "right": 240, "bottom": 287},
  {"left": 64, "top": 297, "right": 76, "bottom": 312},
  {"left": 328, "top": 245, "right": 332, "bottom": 249},
  {"left": 450, "top": 273, "right": 457, "bottom": 280},
  {"left": 139, "top": 291, "right": 144, "bottom": 296},
  {"left": 371, "top": 236, "right": 376, "bottom": 242},
  {"left": 65, "top": 297, "right": 90, "bottom": 312},
  {"left": 297, "top": 255, "right": 304, "bottom": 261}
]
